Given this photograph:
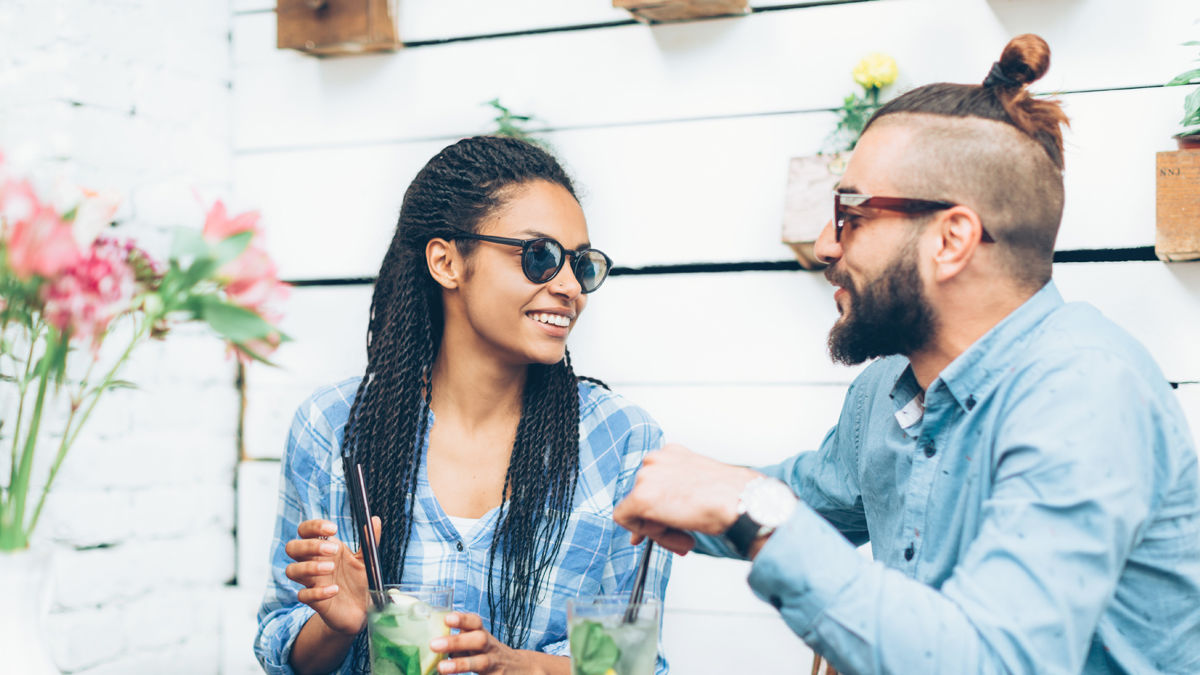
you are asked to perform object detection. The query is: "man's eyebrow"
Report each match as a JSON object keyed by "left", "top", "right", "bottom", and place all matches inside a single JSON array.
[{"left": 835, "top": 184, "right": 860, "bottom": 194}]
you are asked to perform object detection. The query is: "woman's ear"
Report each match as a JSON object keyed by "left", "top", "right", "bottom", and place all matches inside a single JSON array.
[{"left": 426, "top": 237, "right": 462, "bottom": 290}]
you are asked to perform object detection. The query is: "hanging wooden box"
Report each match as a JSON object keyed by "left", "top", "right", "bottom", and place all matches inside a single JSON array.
[
  {"left": 1155, "top": 149, "right": 1200, "bottom": 262},
  {"left": 613, "top": 0, "right": 750, "bottom": 23},
  {"left": 277, "top": 0, "right": 401, "bottom": 56},
  {"left": 781, "top": 154, "right": 846, "bottom": 270}
]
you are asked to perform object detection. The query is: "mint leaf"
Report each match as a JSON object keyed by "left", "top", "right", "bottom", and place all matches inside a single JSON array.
[{"left": 570, "top": 620, "right": 620, "bottom": 675}]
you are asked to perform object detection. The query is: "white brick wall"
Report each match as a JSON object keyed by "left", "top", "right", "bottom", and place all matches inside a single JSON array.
[{"left": 1, "top": 0, "right": 239, "bottom": 672}]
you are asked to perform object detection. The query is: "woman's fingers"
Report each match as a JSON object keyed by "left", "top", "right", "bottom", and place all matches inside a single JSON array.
[
  {"left": 443, "top": 612, "right": 484, "bottom": 631},
  {"left": 438, "top": 654, "right": 494, "bottom": 674},
  {"left": 296, "top": 519, "right": 337, "bottom": 539},
  {"left": 285, "top": 559, "right": 336, "bottom": 581},
  {"left": 284, "top": 537, "right": 340, "bottom": 561},
  {"left": 429, "top": 629, "right": 488, "bottom": 655},
  {"left": 296, "top": 584, "right": 340, "bottom": 604}
]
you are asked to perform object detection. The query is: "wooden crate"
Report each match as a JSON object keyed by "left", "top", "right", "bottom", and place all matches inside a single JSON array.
[
  {"left": 1155, "top": 150, "right": 1200, "bottom": 262},
  {"left": 613, "top": 0, "right": 750, "bottom": 23},
  {"left": 277, "top": 0, "right": 400, "bottom": 55},
  {"left": 781, "top": 154, "right": 845, "bottom": 270}
]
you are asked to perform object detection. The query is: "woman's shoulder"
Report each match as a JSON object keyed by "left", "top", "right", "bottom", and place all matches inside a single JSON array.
[
  {"left": 576, "top": 379, "right": 662, "bottom": 448},
  {"left": 289, "top": 376, "right": 363, "bottom": 445}
]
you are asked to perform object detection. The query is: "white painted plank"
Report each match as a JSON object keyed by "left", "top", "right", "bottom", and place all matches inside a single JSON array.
[
  {"left": 237, "top": 460, "right": 285, "bottom": 595},
  {"left": 232, "top": 0, "right": 1197, "bottom": 151},
  {"left": 236, "top": 86, "right": 1184, "bottom": 278},
  {"left": 662, "top": 608, "right": 815, "bottom": 673}
]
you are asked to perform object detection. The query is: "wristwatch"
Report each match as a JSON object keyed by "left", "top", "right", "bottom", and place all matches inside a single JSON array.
[{"left": 724, "top": 476, "right": 799, "bottom": 558}]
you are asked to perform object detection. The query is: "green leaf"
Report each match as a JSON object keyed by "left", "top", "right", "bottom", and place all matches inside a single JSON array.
[
  {"left": 101, "top": 379, "right": 138, "bottom": 392},
  {"left": 1183, "top": 87, "right": 1200, "bottom": 127},
  {"left": 182, "top": 258, "right": 219, "bottom": 289},
  {"left": 370, "top": 634, "right": 420, "bottom": 675},
  {"left": 570, "top": 620, "right": 621, "bottom": 675},
  {"left": 213, "top": 231, "right": 254, "bottom": 268},
  {"left": 199, "top": 296, "right": 278, "bottom": 342},
  {"left": 170, "top": 228, "right": 208, "bottom": 261},
  {"left": 1168, "top": 68, "right": 1200, "bottom": 85}
]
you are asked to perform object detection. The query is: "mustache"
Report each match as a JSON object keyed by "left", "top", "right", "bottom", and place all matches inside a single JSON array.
[{"left": 824, "top": 263, "right": 852, "bottom": 289}]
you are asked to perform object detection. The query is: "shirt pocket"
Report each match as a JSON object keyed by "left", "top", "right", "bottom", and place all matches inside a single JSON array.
[{"left": 549, "top": 508, "right": 614, "bottom": 597}]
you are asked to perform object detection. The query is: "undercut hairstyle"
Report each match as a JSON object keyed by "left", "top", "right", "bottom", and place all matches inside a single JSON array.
[
  {"left": 863, "top": 34, "right": 1071, "bottom": 289},
  {"left": 342, "top": 136, "right": 595, "bottom": 671}
]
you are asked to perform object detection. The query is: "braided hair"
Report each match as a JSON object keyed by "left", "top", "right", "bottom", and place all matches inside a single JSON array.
[{"left": 342, "top": 136, "right": 591, "bottom": 669}]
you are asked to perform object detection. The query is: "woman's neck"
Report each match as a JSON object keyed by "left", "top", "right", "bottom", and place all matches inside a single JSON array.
[{"left": 429, "top": 339, "right": 526, "bottom": 431}]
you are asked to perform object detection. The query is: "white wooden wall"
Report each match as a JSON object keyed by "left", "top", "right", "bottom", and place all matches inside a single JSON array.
[{"left": 233, "top": 1, "right": 1200, "bottom": 673}]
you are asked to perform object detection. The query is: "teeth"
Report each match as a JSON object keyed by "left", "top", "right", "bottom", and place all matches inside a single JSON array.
[{"left": 532, "top": 313, "right": 570, "bottom": 328}]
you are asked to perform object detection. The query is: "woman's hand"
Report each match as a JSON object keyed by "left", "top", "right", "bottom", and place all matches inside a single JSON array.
[
  {"left": 284, "top": 516, "right": 382, "bottom": 636},
  {"left": 431, "top": 612, "right": 567, "bottom": 674}
]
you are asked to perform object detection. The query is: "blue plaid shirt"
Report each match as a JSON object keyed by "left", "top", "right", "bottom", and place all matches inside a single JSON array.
[{"left": 255, "top": 378, "right": 672, "bottom": 674}]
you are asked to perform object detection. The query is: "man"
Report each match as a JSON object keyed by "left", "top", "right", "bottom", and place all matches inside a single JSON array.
[{"left": 614, "top": 35, "right": 1200, "bottom": 674}]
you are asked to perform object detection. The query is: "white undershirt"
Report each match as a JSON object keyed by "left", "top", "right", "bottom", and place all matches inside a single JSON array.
[{"left": 446, "top": 514, "right": 480, "bottom": 537}]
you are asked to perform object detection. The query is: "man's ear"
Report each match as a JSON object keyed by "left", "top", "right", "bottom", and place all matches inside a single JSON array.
[
  {"left": 931, "top": 206, "right": 987, "bottom": 283},
  {"left": 426, "top": 237, "right": 462, "bottom": 290}
]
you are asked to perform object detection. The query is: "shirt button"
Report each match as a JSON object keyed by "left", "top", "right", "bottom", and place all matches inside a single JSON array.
[
  {"left": 965, "top": 395, "right": 977, "bottom": 411},
  {"left": 904, "top": 544, "right": 915, "bottom": 561},
  {"left": 769, "top": 595, "right": 783, "bottom": 609},
  {"left": 923, "top": 443, "right": 936, "bottom": 458},
  {"left": 456, "top": 541, "right": 464, "bottom": 552}
]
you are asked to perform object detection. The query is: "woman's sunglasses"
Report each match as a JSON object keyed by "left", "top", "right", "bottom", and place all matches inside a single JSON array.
[{"left": 450, "top": 232, "right": 613, "bottom": 294}]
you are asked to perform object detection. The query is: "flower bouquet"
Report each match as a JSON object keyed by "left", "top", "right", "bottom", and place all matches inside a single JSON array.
[{"left": 0, "top": 156, "right": 289, "bottom": 552}]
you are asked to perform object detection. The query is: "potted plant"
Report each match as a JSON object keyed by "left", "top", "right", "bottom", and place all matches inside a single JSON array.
[
  {"left": 1168, "top": 37, "right": 1200, "bottom": 149},
  {"left": 0, "top": 155, "right": 288, "bottom": 671},
  {"left": 782, "top": 53, "right": 899, "bottom": 268},
  {"left": 1155, "top": 36, "right": 1200, "bottom": 261}
]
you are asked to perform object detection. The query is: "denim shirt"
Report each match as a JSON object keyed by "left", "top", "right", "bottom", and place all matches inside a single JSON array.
[
  {"left": 255, "top": 379, "right": 671, "bottom": 674},
  {"left": 705, "top": 282, "right": 1200, "bottom": 673}
]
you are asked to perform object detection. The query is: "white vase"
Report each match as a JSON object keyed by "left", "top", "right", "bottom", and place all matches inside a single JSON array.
[{"left": 0, "top": 548, "right": 60, "bottom": 674}]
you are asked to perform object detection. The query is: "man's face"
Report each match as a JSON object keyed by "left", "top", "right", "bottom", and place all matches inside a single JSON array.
[{"left": 819, "top": 123, "right": 939, "bottom": 365}]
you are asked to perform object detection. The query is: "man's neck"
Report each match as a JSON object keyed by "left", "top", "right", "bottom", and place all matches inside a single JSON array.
[{"left": 908, "top": 287, "right": 1035, "bottom": 391}]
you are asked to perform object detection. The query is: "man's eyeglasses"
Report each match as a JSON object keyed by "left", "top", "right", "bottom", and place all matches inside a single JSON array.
[
  {"left": 450, "top": 232, "right": 613, "bottom": 294},
  {"left": 833, "top": 192, "right": 996, "bottom": 243}
]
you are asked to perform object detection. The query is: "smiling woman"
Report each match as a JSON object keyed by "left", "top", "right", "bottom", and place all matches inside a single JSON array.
[{"left": 253, "top": 136, "right": 671, "bottom": 675}]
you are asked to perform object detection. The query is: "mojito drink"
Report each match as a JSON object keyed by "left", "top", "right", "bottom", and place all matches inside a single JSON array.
[
  {"left": 568, "top": 597, "right": 659, "bottom": 675},
  {"left": 367, "top": 586, "right": 452, "bottom": 675}
]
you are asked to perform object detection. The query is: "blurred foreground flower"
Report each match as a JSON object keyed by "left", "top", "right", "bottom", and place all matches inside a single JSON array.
[{"left": 0, "top": 157, "right": 290, "bottom": 551}]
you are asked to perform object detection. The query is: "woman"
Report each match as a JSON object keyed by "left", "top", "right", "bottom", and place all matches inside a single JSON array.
[{"left": 254, "top": 136, "right": 671, "bottom": 675}]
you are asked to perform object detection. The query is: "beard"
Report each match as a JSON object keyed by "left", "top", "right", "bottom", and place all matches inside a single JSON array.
[{"left": 825, "top": 240, "right": 938, "bottom": 366}]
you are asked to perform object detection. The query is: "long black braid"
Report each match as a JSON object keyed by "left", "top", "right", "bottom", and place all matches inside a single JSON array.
[{"left": 342, "top": 136, "right": 590, "bottom": 670}]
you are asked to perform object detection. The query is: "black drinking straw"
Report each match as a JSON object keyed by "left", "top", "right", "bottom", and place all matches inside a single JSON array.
[
  {"left": 348, "top": 462, "right": 386, "bottom": 610},
  {"left": 622, "top": 541, "right": 654, "bottom": 624}
]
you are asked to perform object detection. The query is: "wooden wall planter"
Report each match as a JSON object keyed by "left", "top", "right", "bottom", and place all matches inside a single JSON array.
[
  {"left": 781, "top": 154, "right": 846, "bottom": 270},
  {"left": 614, "top": 0, "right": 750, "bottom": 23},
  {"left": 1155, "top": 149, "right": 1200, "bottom": 262},
  {"left": 277, "top": 0, "right": 401, "bottom": 55}
]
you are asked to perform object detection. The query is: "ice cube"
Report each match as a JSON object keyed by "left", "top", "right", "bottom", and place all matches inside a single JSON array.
[{"left": 409, "top": 600, "right": 432, "bottom": 620}]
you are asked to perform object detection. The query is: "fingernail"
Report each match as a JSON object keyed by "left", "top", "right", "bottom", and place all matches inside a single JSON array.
[
  {"left": 327, "top": 584, "right": 339, "bottom": 594},
  {"left": 430, "top": 637, "right": 447, "bottom": 651},
  {"left": 317, "top": 561, "right": 335, "bottom": 572},
  {"left": 323, "top": 523, "right": 337, "bottom": 535},
  {"left": 439, "top": 662, "right": 453, "bottom": 674},
  {"left": 444, "top": 613, "right": 459, "bottom": 626},
  {"left": 320, "top": 543, "right": 338, "bottom": 555}
]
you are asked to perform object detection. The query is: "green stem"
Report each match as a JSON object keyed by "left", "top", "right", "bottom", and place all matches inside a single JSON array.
[
  {"left": 8, "top": 324, "right": 40, "bottom": 494},
  {"left": 1, "top": 329, "right": 54, "bottom": 550},
  {"left": 25, "top": 319, "right": 149, "bottom": 538}
]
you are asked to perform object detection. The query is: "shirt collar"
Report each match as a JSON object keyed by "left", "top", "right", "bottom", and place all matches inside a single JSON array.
[{"left": 888, "top": 280, "right": 1064, "bottom": 414}]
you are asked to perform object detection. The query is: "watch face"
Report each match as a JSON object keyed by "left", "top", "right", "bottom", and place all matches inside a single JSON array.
[{"left": 745, "top": 479, "right": 798, "bottom": 528}]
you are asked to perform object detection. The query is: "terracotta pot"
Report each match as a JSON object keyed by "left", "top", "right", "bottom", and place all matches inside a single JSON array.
[
  {"left": 1175, "top": 133, "right": 1200, "bottom": 151},
  {"left": 0, "top": 548, "right": 60, "bottom": 674}
]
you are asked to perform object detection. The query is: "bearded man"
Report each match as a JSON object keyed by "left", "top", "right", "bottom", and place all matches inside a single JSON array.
[{"left": 614, "top": 35, "right": 1200, "bottom": 674}]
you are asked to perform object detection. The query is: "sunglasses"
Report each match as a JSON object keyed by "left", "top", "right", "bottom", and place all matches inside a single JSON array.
[
  {"left": 450, "top": 232, "right": 613, "bottom": 294},
  {"left": 834, "top": 192, "right": 996, "bottom": 243}
]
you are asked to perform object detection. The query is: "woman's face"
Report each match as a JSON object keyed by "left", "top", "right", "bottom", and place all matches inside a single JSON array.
[{"left": 452, "top": 180, "right": 591, "bottom": 366}]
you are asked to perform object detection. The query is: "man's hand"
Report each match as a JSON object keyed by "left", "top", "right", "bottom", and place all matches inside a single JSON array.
[{"left": 613, "top": 444, "right": 762, "bottom": 555}]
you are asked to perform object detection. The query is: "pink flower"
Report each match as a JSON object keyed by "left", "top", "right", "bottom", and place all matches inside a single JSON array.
[
  {"left": 2, "top": 179, "right": 83, "bottom": 280},
  {"left": 202, "top": 200, "right": 261, "bottom": 242},
  {"left": 42, "top": 238, "right": 136, "bottom": 351},
  {"left": 201, "top": 200, "right": 289, "bottom": 313}
]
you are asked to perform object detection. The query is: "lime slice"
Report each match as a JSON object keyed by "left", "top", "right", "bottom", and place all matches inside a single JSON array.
[{"left": 419, "top": 612, "right": 452, "bottom": 675}]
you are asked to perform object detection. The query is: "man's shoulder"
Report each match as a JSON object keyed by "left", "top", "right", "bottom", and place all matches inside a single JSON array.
[{"left": 1023, "top": 300, "right": 1167, "bottom": 384}]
